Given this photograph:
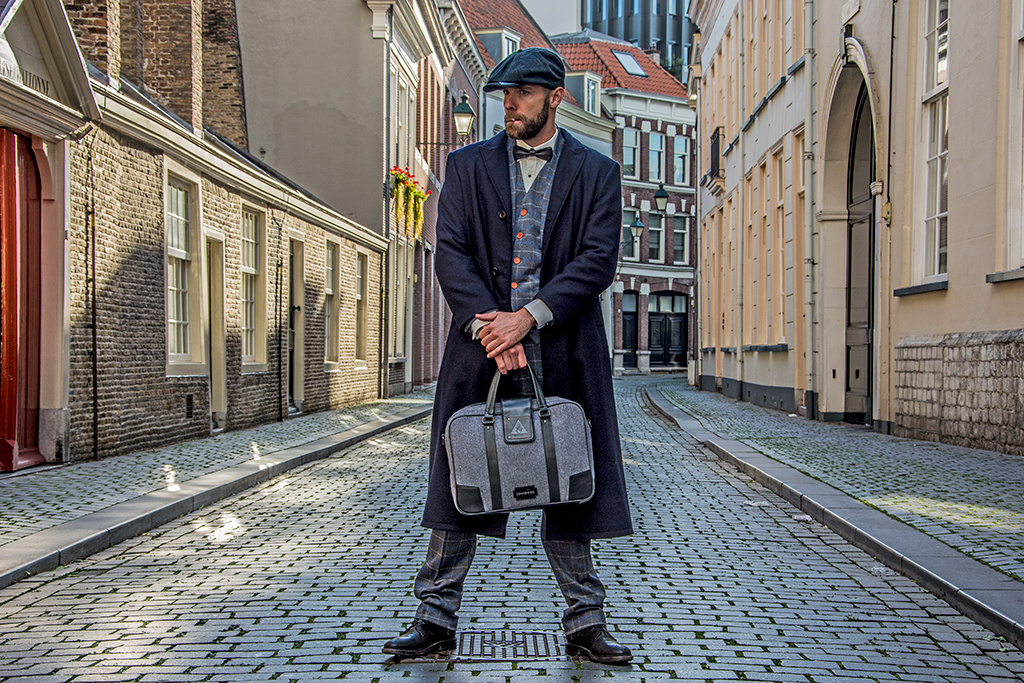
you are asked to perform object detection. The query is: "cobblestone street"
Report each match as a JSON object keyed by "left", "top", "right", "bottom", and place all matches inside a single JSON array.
[{"left": 0, "top": 378, "right": 1022, "bottom": 681}]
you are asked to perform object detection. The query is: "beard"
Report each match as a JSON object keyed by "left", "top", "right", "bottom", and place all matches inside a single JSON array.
[{"left": 505, "top": 97, "right": 551, "bottom": 140}]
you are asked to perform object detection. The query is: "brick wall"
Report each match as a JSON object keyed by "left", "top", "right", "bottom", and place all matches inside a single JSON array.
[
  {"left": 64, "top": 0, "right": 120, "bottom": 79},
  {"left": 142, "top": 0, "right": 203, "bottom": 129},
  {"left": 895, "top": 329, "right": 1024, "bottom": 456},
  {"left": 67, "top": 124, "right": 382, "bottom": 461},
  {"left": 202, "top": 0, "right": 248, "bottom": 148}
]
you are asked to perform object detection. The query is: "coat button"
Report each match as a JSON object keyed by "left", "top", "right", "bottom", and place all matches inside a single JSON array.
[
  {"left": 499, "top": 210, "right": 506, "bottom": 220},
  {"left": 491, "top": 267, "right": 499, "bottom": 277}
]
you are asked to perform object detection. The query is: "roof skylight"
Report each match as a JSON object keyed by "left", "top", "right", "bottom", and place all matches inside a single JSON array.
[{"left": 612, "top": 51, "right": 647, "bottom": 77}]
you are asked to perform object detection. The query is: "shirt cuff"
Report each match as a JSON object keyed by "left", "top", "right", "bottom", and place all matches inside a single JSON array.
[
  {"left": 524, "top": 299, "right": 553, "bottom": 329},
  {"left": 464, "top": 310, "right": 497, "bottom": 339}
]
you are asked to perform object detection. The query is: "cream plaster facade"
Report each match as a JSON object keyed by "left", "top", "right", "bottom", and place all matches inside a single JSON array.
[{"left": 692, "top": 0, "right": 1024, "bottom": 455}]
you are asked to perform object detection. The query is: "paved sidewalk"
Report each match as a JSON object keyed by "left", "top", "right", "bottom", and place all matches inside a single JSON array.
[
  {"left": 648, "top": 378, "right": 1024, "bottom": 652},
  {"left": 0, "top": 389, "right": 435, "bottom": 590}
]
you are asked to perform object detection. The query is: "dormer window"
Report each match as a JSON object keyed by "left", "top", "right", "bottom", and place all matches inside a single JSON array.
[
  {"left": 504, "top": 33, "right": 520, "bottom": 58},
  {"left": 584, "top": 75, "right": 600, "bottom": 115}
]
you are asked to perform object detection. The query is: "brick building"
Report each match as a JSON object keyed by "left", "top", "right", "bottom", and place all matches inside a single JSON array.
[
  {"left": 553, "top": 30, "right": 697, "bottom": 375},
  {"left": 1, "top": 0, "right": 388, "bottom": 469}
]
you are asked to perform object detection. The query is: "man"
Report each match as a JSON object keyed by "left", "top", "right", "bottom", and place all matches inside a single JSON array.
[{"left": 383, "top": 47, "right": 633, "bottom": 664}]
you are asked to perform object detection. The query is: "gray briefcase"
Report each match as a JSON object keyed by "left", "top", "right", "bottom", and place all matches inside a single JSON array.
[{"left": 443, "top": 366, "right": 595, "bottom": 515}]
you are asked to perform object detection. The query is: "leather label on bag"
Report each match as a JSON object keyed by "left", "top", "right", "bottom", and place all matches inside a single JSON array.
[
  {"left": 502, "top": 398, "right": 535, "bottom": 443},
  {"left": 513, "top": 485, "right": 538, "bottom": 500}
]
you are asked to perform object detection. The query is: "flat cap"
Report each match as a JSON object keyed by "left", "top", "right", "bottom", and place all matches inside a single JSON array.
[{"left": 483, "top": 47, "right": 565, "bottom": 92}]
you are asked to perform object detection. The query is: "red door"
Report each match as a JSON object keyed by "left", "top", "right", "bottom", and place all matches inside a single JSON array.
[{"left": 0, "top": 129, "right": 44, "bottom": 471}]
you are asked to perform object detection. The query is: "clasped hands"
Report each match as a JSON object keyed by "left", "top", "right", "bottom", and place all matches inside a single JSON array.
[{"left": 476, "top": 309, "right": 536, "bottom": 374}]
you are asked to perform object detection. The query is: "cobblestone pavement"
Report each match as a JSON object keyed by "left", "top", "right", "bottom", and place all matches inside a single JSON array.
[
  {"left": 0, "top": 389, "right": 434, "bottom": 546},
  {"left": 0, "top": 377, "right": 1022, "bottom": 681},
  {"left": 656, "top": 380, "right": 1024, "bottom": 583}
]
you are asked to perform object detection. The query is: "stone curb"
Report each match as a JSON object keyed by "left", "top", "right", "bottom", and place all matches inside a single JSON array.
[
  {"left": 0, "top": 403, "right": 434, "bottom": 591},
  {"left": 644, "top": 383, "right": 1024, "bottom": 653}
]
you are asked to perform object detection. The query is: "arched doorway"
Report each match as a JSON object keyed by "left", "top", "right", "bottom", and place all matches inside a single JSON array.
[{"left": 845, "top": 84, "right": 875, "bottom": 424}]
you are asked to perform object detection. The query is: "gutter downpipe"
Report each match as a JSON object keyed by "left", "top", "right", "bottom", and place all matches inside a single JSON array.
[
  {"left": 802, "top": 0, "right": 817, "bottom": 417},
  {"left": 380, "top": 6, "right": 394, "bottom": 399},
  {"left": 736, "top": 0, "right": 745, "bottom": 397}
]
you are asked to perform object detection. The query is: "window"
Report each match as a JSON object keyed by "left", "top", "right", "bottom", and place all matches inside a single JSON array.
[
  {"left": 669, "top": 0, "right": 678, "bottom": 15},
  {"left": 324, "top": 241, "right": 340, "bottom": 363},
  {"left": 673, "top": 135, "right": 689, "bottom": 186},
  {"left": 925, "top": 95, "right": 949, "bottom": 277},
  {"left": 648, "top": 213, "right": 663, "bottom": 262},
  {"left": 164, "top": 166, "right": 204, "bottom": 374},
  {"left": 585, "top": 77, "right": 599, "bottom": 115},
  {"left": 924, "top": 0, "right": 948, "bottom": 277},
  {"left": 926, "top": 0, "right": 949, "bottom": 94},
  {"left": 673, "top": 215, "right": 690, "bottom": 264},
  {"left": 649, "top": 132, "right": 664, "bottom": 182},
  {"left": 504, "top": 34, "right": 520, "bottom": 58},
  {"left": 622, "top": 128, "right": 639, "bottom": 177},
  {"left": 167, "top": 178, "right": 191, "bottom": 359},
  {"left": 622, "top": 208, "right": 638, "bottom": 259},
  {"left": 355, "top": 252, "right": 368, "bottom": 361},
  {"left": 240, "top": 209, "right": 264, "bottom": 364},
  {"left": 613, "top": 50, "right": 647, "bottom": 76}
]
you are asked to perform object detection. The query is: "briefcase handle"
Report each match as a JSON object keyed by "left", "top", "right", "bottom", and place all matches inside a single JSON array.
[{"left": 483, "top": 365, "right": 548, "bottom": 425}]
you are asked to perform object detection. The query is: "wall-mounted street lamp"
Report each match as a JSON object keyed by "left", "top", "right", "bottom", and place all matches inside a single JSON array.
[
  {"left": 452, "top": 94, "right": 476, "bottom": 139},
  {"left": 417, "top": 93, "right": 477, "bottom": 149},
  {"left": 654, "top": 182, "right": 669, "bottom": 213}
]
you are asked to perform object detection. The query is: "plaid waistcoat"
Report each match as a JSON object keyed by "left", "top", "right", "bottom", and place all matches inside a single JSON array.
[{"left": 506, "top": 135, "right": 563, "bottom": 393}]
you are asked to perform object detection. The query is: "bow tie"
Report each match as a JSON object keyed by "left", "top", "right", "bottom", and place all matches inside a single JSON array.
[{"left": 513, "top": 146, "right": 553, "bottom": 162}]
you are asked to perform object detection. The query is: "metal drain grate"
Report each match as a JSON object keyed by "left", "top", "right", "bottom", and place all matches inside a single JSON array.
[{"left": 454, "top": 630, "right": 564, "bottom": 662}]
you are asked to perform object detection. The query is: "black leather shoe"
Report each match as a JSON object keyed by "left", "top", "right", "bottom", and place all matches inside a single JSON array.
[
  {"left": 566, "top": 625, "right": 633, "bottom": 664},
  {"left": 382, "top": 619, "right": 456, "bottom": 659}
]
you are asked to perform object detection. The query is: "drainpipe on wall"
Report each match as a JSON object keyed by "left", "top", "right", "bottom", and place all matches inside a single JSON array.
[
  {"left": 735, "top": 0, "right": 746, "bottom": 396},
  {"left": 379, "top": 6, "right": 394, "bottom": 399},
  {"left": 803, "top": 0, "right": 817, "bottom": 417}
]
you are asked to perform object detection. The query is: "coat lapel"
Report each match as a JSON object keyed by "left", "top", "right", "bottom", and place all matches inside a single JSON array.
[
  {"left": 543, "top": 131, "right": 586, "bottom": 250},
  {"left": 481, "top": 133, "right": 511, "bottom": 217}
]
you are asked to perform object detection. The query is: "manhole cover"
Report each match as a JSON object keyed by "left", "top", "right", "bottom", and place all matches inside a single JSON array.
[{"left": 454, "top": 630, "right": 564, "bottom": 661}]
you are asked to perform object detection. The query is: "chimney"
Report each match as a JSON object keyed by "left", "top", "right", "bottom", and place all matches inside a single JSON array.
[
  {"left": 143, "top": 0, "right": 203, "bottom": 132},
  {"left": 63, "top": 0, "right": 121, "bottom": 82},
  {"left": 202, "top": 0, "right": 248, "bottom": 149}
]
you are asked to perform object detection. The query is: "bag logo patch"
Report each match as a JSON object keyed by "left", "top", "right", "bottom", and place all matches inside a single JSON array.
[
  {"left": 513, "top": 485, "right": 538, "bottom": 500},
  {"left": 509, "top": 419, "right": 530, "bottom": 438}
]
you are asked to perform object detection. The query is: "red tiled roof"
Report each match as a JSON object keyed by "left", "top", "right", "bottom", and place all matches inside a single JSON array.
[
  {"left": 557, "top": 38, "right": 687, "bottom": 100},
  {"left": 459, "top": 0, "right": 556, "bottom": 59}
]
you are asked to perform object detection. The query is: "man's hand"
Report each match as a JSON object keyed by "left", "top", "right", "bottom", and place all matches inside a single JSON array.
[
  {"left": 476, "top": 309, "right": 535, "bottom": 358},
  {"left": 493, "top": 343, "right": 527, "bottom": 374}
]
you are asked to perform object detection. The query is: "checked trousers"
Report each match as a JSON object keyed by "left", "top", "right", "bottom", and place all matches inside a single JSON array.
[{"left": 413, "top": 529, "right": 607, "bottom": 635}]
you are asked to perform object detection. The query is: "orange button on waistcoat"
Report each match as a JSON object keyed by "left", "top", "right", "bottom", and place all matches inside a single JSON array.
[
  {"left": 511, "top": 282, "right": 518, "bottom": 289},
  {"left": 517, "top": 232, "right": 524, "bottom": 239},
  {"left": 513, "top": 257, "right": 521, "bottom": 264},
  {"left": 520, "top": 209, "right": 528, "bottom": 216}
]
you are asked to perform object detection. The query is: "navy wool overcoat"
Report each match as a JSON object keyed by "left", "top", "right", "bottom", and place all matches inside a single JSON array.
[{"left": 422, "top": 129, "right": 634, "bottom": 541}]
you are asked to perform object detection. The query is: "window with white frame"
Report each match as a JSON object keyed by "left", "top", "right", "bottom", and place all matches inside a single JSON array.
[
  {"left": 649, "top": 132, "right": 664, "bottom": 182},
  {"left": 166, "top": 178, "right": 191, "bottom": 360},
  {"left": 673, "top": 215, "right": 690, "bottom": 264},
  {"left": 504, "top": 33, "right": 520, "bottom": 58},
  {"left": 648, "top": 213, "right": 663, "bottom": 262},
  {"left": 324, "top": 240, "right": 340, "bottom": 363},
  {"left": 355, "top": 251, "right": 368, "bottom": 362},
  {"left": 622, "top": 208, "right": 639, "bottom": 259},
  {"left": 585, "top": 76, "right": 600, "bottom": 115},
  {"left": 924, "top": 0, "right": 949, "bottom": 277},
  {"left": 673, "top": 135, "right": 689, "bottom": 186},
  {"left": 622, "top": 128, "right": 639, "bottom": 177},
  {"left": 240, "top": 209, "right": 260, "bottom": 362}
]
